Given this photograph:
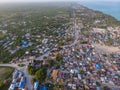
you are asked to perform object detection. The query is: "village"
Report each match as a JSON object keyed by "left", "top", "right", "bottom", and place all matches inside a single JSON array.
[{"left": 0, "top": 3, "right": 120, "bottom": 90}]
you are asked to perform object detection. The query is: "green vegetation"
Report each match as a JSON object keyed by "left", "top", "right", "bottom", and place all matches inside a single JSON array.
[
  {"left": 0, "top": 3, "right": 70, "bottom": 63},
  {"left": 18, "top": 63, "right": 25, "bottom": 67},
  {"left": 48, "top": 59, "right": 54, "bottom": 68},
  {"left": 0, "top": 33, "right": 5, "bottom": 39},
  {"left": 27, "top": 65, "right": 36, "bottom": 75},
  {"left": 56, "top": 54, "right": 63, "bottom": 64},
  {"left": 79, "top": 70, "right": 84, "bottom": 74},
  {"left": 77, "top": 6, "right": 120, "bottom": 28},
  {"left": 31, "top": 77, "right": 36, "bottom": 84},
  {"left": 27, "top": 61, "right": 48, "bottom": 82},
  {"left": 35, "top": 68, "right": 47, "bottom": 82},
  {"left": 45, "top": 83, "right": 54, "bottom": 90}
]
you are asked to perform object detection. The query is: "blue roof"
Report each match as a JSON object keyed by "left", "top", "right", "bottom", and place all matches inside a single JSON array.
[
  {"left": 96, "top": 64, "right": 101, "bottom": 69},
  {"left": 18, "top": 81, "right": 25, "bottom": 88},
  {"left": 59, "top": 31, "right": 65, "bottom": 35},
  {"left": 22, "top": 40, "right": 28, "bottom": 47},
  {"left": 34, "top": 82, "right": 39, "bottom": 89},
  {"left": 39, "top": 86, "right": 48, "bottom": 90}
]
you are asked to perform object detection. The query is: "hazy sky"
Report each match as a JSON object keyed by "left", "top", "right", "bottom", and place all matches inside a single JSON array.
[
  {"left": 0, "top": 0, "right": 75, "bottom": 3},
  {"left": 0, "top": 0, "right": 119, "bottom": 3}
]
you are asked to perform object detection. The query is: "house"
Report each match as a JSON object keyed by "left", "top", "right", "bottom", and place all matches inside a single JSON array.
[
  {"left": 34, "top": 82, "right": 39, "bottom": 90},
  {"left": 9, "top": 84, "right": 15, "bottom": 90},
  {"left": 13, "top": 70, "right": 19, "bottom": 79},
  {"left": 20, "top": 76, "right": 26, "bottom": 82},
  {"left": 12, "top": 79, "right": 17, "bottom": 84},
  {"left": 70, "top": 69, "right": 78, "bottom": 74},
  {"left": 25, "top": 33, "right": 31, "bottom": 39},
  {"left": 58, "top": 31, "right": 65, "bottom": 36},
  {"left": 18, "top": 81, "right": 25, "bottom": 89},
  {"left": 18, "top": 72, "right": 23, "bottom": 78},
  {"left": 68, "top": 83, "right": 76, "bottom": 90},
  {"left": 0, "top": 30, "right": 7, "bottom": 34},
  {"left": 42, "top": 39, "right": 48, "bottom": 44},
  {"left": 43, "top": 60, "right": 49, "bottom": 65},
  {"left": 72, "top": 84, "right": 76, "bottom": 90},
  {"left": 44, "top": 48, "right": 50, "bottom": 53},
  {"left": 21, "top": 40, "right": 28, "bottom": 47},
  {"left": 39, "top": 86, "right": 48, "bottom": 90},
  {"left": 51, "top": 69, "right": 58, "bottom": 80}
]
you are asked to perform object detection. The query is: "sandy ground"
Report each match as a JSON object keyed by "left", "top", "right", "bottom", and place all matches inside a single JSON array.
[{"left": 93, "top": 44, "right": 120, "bottom": 54}]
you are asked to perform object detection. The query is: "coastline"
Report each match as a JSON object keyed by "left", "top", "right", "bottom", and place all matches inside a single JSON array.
[{"left": 79, "top": 1, "right": 120, "bottom": 21}]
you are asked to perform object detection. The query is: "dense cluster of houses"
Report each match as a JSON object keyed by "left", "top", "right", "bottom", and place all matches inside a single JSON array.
[
  {"left": 47, "top": 18, "right": 120, "bottom": 89},
  {"left": 9, "top": 70, "right": 26, "bottom": 90},
  {"left": 50, "top": 42, "right": 120, "bottom": 90},
  {"left": 24, "top": 16, "right": 120, "bottom": 90},
  {"left": 0, "top": 20, "right": 69, "bottom": 63},
  {"left": 90, "top": 27, "right": 120, "bottom": 46}
]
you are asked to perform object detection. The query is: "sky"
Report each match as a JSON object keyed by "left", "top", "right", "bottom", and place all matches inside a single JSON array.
[
  {"left": 0, "top": 0, "right": 76, "bottom": 3},
  {"left": 0, "top": 0, "right": 119, "bottom": 3}
]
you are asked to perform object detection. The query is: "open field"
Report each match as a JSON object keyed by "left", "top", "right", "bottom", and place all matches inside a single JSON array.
[
  {"left": 0, "top": 66, "right": 14, "bottom": 90},
  {"left": 0, "top": 33, "right": 5, "bottom": 39},
  {"left": 94, "top": 44, "right": 120, "bottom": 54},
  {"left": 0, "top": 66, "right": 13, "bottom": 80}
]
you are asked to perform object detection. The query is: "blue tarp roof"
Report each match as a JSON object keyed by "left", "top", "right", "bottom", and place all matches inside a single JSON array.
[
  {"left": 96, "top": 64, "right": 101, "bottom": 69},
  {"left": 18, "top": 81, "right": 25, "bottom": 88},
  {"left": 22, "top": 40, "right": 28, "bottom": 47},
  {"left": 39, "top": 86, "right": 48, "bottom": 90},
  {"left": 34, "top": 82, "right": 39, "bottom": 89},
  {"left": 59, "top": 31, "right": 65, "bottom": 35}
]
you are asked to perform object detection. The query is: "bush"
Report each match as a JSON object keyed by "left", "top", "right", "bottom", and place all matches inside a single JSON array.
[
  {"left": 56, "top": 54, "right": 63, "bottom": 64},
  {"left": 0, "top": 81, "right": 3, "bottom": 88},
  {"left": 18, "top": 64, "right": 25, "bottom": 67},
  {"left": 29, "top": 68, "right": 36, "bottom": 75},
  {"left": 48, "top": 59, "right": 54, "bottom": 68},
  {"left": 79, "top": 70, "right": 84, "bottom": 74},
  {"left": 31, "top": 78, "right": 36, "bottom": 84}
]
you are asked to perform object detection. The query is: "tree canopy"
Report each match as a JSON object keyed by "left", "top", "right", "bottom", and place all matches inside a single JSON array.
[{"left": 35, "top": 68, "right": 46, "bottom": 82}]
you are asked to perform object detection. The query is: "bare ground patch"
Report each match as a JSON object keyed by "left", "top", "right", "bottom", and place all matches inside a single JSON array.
[{"left": 93, "top": 44, "right": 120, "bottom": 54}]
